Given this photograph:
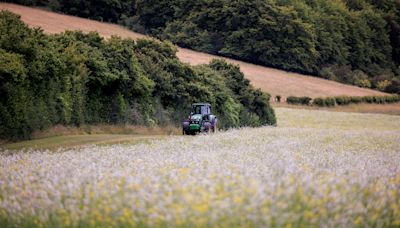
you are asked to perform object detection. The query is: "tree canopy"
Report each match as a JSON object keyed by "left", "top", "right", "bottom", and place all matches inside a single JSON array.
[
  {"left": 0, "top": 11, "right": 276, "bottom": 139},
  {"left": 8, "top": 0, "right": 400, "bottom": 93}
]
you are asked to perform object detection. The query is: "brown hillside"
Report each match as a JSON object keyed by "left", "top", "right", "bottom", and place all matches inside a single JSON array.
[{"left": 0, "top": 3, "right": 388, "bottom": 100}]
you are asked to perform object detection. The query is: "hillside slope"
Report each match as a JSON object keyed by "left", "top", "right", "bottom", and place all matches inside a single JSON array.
[{"left": 0, "top": 3, "right": 388, "bottom": 100}]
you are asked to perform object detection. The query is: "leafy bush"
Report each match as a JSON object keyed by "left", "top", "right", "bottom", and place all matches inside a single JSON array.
[
  {"left": 313, "top": 97, "right": 335, "bottom": 107},
  {"left": 286, "top": 96, "right": 312, "bottom": 105},
  {"left": 334, "top": 96, "right": 351, "bottom": 105},
  {"left": 350, "top": 96, "right": 363, "bottom": 104},
  {"left": 313, "top": 98, "right": 325, "bottom": 107},
  {"left": 314, "top": 95, "right": 400, "bottom": 107},
  {"left": 324, "top": 97, "right": 336, "bottom": 107},
  {"left": 384, "top": 95, "right": 400, "bottom": 103},
  {"left": 363, "top": 96, "right": 375, "bottom": 103}
]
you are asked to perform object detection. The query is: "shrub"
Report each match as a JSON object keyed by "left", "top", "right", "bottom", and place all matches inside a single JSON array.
[
  {"left": 325, "top": 97, "right": 336, "bottom": 107},
  {"left": 314, "top": 95, "right": 400, "bottom": 107},
  {"left": 376, "top": 95, "right": 400, "bottom": 104},
  {"left": 377, "top": 80, "right": 392, "bottom": 91},
  {"left": 313, "top": 97, "right": 335, "bottom": 107},
  {"left": 350, "top": 96, "right": 363, "bottom": 104},
  {"left": 373, "top": 96, "right": 385, "bottom": 104},
  {"left": 355, "top": 79, "right": 372, "bottom": 88},
  {"left": 313, "top": 98, "right": 325, "bottom": 107},
  {"left": 389, "top": 95, "right": 398, "bottom": 103},
  {"left": 287, "top": 96, "right": 312, "bottom": 105},
  {"left": 363, "top": 96, "right": 375, "bottom": 103},
  {"left": 335, "top": 96, "right": 351, "bottom": 105}
]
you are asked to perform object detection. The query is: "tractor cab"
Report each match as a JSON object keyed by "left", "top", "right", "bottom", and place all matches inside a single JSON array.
[{"left": 191, "top": 103, "right": 211, "bottom": 116}]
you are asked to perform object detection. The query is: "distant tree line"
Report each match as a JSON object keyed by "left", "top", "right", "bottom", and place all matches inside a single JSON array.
[
  {"left": 6, "top": 0, "right": 400, "bottom": 94},
  {"left": 0, "top": 12, "right": 276, "bottom": 140}
]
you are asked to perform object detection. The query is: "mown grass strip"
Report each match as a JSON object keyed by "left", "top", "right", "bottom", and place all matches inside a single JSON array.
[{"left": 0, "top": 134, "right": 168, "bottom": 151}]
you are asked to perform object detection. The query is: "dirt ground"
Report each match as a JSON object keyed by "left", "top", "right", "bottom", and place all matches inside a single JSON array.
[{"left": 0, "top": 3, "right": 388, "bottom": 100}]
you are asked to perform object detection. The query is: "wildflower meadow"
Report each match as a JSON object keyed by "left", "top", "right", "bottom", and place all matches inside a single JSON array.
[{"left": 0, "top": 108, "right": 399, "bottom": 227}]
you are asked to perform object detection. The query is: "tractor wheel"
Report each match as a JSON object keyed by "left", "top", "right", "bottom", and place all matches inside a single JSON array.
[
  {"left": 213, "top": 123, "right": 218, "bottom": 133},
  {"left": 203, "top": 122, "right": 212, "bottom": 134}
]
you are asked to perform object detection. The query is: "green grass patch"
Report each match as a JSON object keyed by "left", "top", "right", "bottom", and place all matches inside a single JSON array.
[{"left": 0, "top": 134, "right": 168, "bottom": 151}]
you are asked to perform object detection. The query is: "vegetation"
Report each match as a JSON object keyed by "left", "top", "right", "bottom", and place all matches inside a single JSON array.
[
  {"left": 7, "top": 0, "right": 400, "bottom": 93},
  {"left": 312, "top": 97, "right": 336, "bottom": 107},
  {"left": 285, "top": 95, "right": 400, "bottom": 107},
  {"left": 0, "top": 134, "right": 166, "bottom": 151},
  {"left": 0, "top": 11, "right": 276, "bottom": 140},
  {"left": 312, "top": 95, "right": 400, "bottom": 107},
  {"left": 286, "top": 96, "right": 312, "bottom": 105},
  {"left": 1, "top": 108, "right": 400, "bottom": 227}
]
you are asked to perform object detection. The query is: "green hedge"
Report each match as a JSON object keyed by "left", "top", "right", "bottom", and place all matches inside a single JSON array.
[
  {"left": 286, "top": 96, "right": 312, "bottom": 105},
  {"left": 312, "top": 95, "right": 400, "bottom": 107},
  {"left": 334, "top": 96, "right": 351, "bottom": 105},
  {"left": 312, "top": 97, "right": 335, "bottom": 107}
]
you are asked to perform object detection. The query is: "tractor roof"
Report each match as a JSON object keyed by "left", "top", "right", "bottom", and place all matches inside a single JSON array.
[{"left": 192, "top": 103, "right": 211, "bottom": 106}]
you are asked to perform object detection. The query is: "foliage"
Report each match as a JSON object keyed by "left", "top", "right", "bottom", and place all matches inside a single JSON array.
[
  {"left": 0, "top": 11, "right": 276, "bottom": 140},
  {"left": 6, "top": 0, "right": 400, "bottom": 93},
  {"left": 334, "top": 96, "right": 352, "bottom": 105},
  {"left": 8, "top": 0, "right": 134, "bottom": 22},
  {"left": 5, "top": 0, "right": 400, "bottom": 93},
  {"left": 286, "top": 96, "right": 312, "bottom": 105},
  {"left": 133, "top": 0, "right": 399, "bottom": 92},
  {"left": 312, "top": 97, "right": 335, "bottom": 107},
  {"left": 312, "top": 95, "right": 400, "bottom": 107}
]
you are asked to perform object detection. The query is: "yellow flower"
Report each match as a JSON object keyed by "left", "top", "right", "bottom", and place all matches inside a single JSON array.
[
  {"left": 304, "top": 210, "right": 314, "bottom": 220},
  {"left": 194, "top": 203, "right": 209, "bottom": 213},
  {"left": 234, "top": 196, "right": 243, "bottom": 204},
  {"left": 64, "top": 216, "right": 71, "bottom": 226},
  {"left": 354, "top": 216, "right": 363, "bottom": 225}
]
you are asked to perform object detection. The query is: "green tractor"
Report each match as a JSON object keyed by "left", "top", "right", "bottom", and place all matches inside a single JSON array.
[{"left": 182, "top": 103, "right": 218, "bottom": 135}]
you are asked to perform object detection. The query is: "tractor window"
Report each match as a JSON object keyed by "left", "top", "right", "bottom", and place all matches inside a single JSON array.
[
  {"left": 193, "top": 106, "right": 202, "bottom": 114},
  {"left": 201, "top": 106, "right": 210, "bottom": 115},
  {"left": 193, "top": 105, "right": 211, "bottom": 115}
]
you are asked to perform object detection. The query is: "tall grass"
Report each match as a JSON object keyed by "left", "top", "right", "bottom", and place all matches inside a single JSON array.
[{"left": 1, "top": 108, "right": 399, "bottom": 227}]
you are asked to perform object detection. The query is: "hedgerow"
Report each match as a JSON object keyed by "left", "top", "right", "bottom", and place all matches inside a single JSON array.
[
  {"left": 286, "top": 95, "right": 400, "bottom": 107},
  {"left": 0, "top": 12, "right": 276, "bottom": 140},
  {"left": 286, "top": 96, "right": 312, "bottom": 105},
  {"left": 312, "top": 95, "right": 400, "bottom": 107}
]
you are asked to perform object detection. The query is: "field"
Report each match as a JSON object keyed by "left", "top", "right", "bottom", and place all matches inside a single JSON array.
[
  {"left": 1, "top": 3, "right": 400, "bottom": 227},
  {"left": 0, "top": 3, "right": 388, "bottom": 100},
  {"left": 1, "top": 108, "right": 399, "bottom": 227},
  {"left": 274, "top": 103, "right": 400, "bottom": 116}
]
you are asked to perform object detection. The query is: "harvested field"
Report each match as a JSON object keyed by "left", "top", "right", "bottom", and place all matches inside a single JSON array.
[
  {"left": 273, "top": 103, "right": 400, "bottom": 115},
  {"left": 0, "top": 3, "right": 388, "bottom": 100}
]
